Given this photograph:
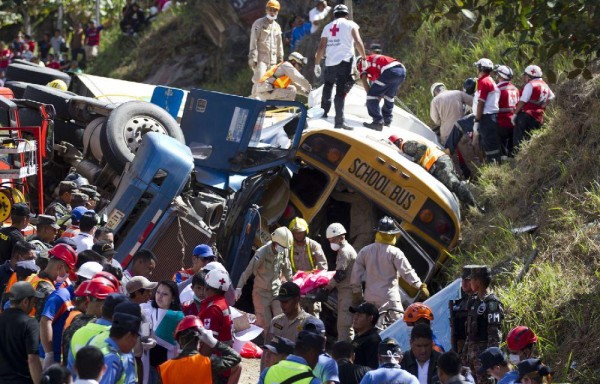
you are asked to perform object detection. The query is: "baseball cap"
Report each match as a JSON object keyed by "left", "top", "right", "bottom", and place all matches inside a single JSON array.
[
  {"left": 126, "top": 276, "right": 158, "bottom": 294},
  {"left": 478, "top": 347, "right": 507, "bottom": 374},
  {"left": 71, "top": 192, "right": 90, "bottom": 206},
  {"left": 295, "top": 330, "right": 325, "bottom": 351},
  {"left": 103, "top": 293, "right": 129, "bottom": 316},
  {"left": 9, "top": 281, "right": 44, "bottom": 301},
  {"left": 79, "top": 211, "right": 98, "bottom": 227},
  {"left": 15, "top": 260, "right": 40, "bottom": 275},
  {"left": 349, "top": 302, "right": 379, "bottom": 318},
  {"left": 71, "top": 206, "right": 89, "bottom": 222},
  {"left": 275, "top": 282, "right": 300, "bottom": 301},
  {"left": 54, "top": 236, "right": 77, "bottom": 248},
  {"left": 59, "top": 180, "right": 79, "bottom": 194},
  {"left": 378, "top": 337, "right": 402, "bottom": 356},
  {"left": 36, "top": 214, "right": 60, "bottom": 229},
  {"left": 92, "top": 241, "right": 116, "bottom": 258},
  {"left": 263, "top": 336, "right": 295, "bottom": 355},
  {"left": 517, "top": 358, "right": 552, "bottom": 380},
  {"left": 11, "top": 203, "right": 32, "bottom": 217},
  {"left": 303, "top": 317, "right": 326, "bottom": 334},
  {"left": 193, "top": 244, "right": 214, "bottom": 258},
  {"left": 112, "top": 301, "right": 142, "bottom": 334}
]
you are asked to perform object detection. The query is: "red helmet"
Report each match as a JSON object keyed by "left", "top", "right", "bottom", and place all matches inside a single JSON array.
[
  {"left": 74, "top": 280, "right": 91, "bottom": 297},
  {"left": 92, "top": 271, "right": 120, "bottom": 291},
  {"left": 85, "top": 276, "right": 119, "bottom": 300},
  {"left": 389, "top": 135, "right": 402, "bottom": 145},
  {"left": 403, "top": 302, "right": 434, "bottom": 323},
  {"left": 174, "top": 315, "right": 203, "bottom": 339},
  {"left": 507, "top": 326, "right": 538, "bottom": 351},
  {"left": 48, "top": 244, "right": 78, "bottom": 270}
]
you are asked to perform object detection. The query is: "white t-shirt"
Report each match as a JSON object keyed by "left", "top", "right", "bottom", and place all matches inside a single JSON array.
[
  {"left": 321, "top": 18, "right": 359, "bottom": 67},
  {"left": 417, "top": 359, "right": 430, "bottom": 384},
  {"left": 73, "top": 232, "right": 94, "bottom": 253},
  {"left": 309, "top": 5, "right": 331, "bottom": 34}
]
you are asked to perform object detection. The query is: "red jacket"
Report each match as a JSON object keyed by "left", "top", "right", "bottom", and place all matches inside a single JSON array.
[
  {"left": 360, "top": 54, "right": 401, "bottom": 82},
  {"left": 199, "top": 294, "right": 232, "bottom": 343},
  {"left": 521, "top": 78, "right": 553, "bottom": 124},
  {"left": 497, "top": 81, "right": 519, "bottom": 128}
]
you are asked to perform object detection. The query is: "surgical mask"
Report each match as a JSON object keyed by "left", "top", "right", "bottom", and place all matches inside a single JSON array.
[
  {"left": 266, "top": 12, "right": 278, "bottom": 20},
  {"left": 275, "top": 244, "right": 286, "bottom": 253},
  {"left": 330, "top": 243, "right": 341, "bottom": 251},
  {"left": 509, "top": 353, "right": 521, "bottom": 364}
]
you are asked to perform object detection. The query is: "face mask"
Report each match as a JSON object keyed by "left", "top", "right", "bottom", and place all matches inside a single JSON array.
[
  {"left": 330, "top": 243, "right": 341, "bottom": 251},
  {"left": 266, "top": 12, "right": 278, "bottom": 20},
  {"left": 275, "top": 244, "right": 285, "bottom": 253},
  {"left": 509, "top": 353, "right": 521, "bottom": 364}
]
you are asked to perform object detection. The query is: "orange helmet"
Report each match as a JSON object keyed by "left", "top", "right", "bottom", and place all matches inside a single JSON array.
[
  {"left": 266, "top": 0, "right": 280, "bottom": 11},
  {"left": 48, "top": 244, "right": 77, "bottom": 270},
  {"left": 507, "top": 326, "right": 538, "bottom": 351},
  {"left": 403, "top": 302, "right": 434, "bottom": 323},
  {"left": 175, "top": 315, "right": 203, "bottom": 339},
  {"left": 91, "top": 271, "right": 120, "bottom": 291}
]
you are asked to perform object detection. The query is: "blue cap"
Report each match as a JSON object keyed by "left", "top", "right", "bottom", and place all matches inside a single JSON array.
[
  {"left": 478, "top": 347, "right": 506, "bottom": 374},
  {"left": 303, "top": 317, "right": 326, "bottom": 334},
  {"left": 193, "top": 244, "right": 214, "bottom": 258},
  {"left": 296, "top": 330, "right": 325, "bottom": 351},
  {"left": 71, "top": 206, "right": 90, "bottom": 222}
]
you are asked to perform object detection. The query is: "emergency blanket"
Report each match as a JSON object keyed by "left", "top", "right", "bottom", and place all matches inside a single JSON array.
[{"left": 292, "top": 270, "right": 336, "bottom": 295}]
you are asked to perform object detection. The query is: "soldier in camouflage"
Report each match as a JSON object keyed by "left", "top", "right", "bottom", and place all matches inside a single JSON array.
[
  {"left": 449, "top": 265, "right": 475, "bottom": 362},
  {"left": 45, "top": 181, "right": 79, "bottom": 219},
  {"left": 390, "top": 136, "right": 478, "bottom": 209},
  {"left": 464, "top": 265, "right": 504, "bottom": 384}
]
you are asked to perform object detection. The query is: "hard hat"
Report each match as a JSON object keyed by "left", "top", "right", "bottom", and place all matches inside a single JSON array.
[
  {"left": 495, "top": 65, "right": 513, "bottom": 80},
  {"left": 204, "top": 268, "right": 231, "bottom": 292},
  {"left": 47, "top": 79, "right": 68, "bottom": 91},
  {"left": 91, "top": 271, "right": 121, "bottom": 291},
  {"left": 175, "top": 315, "right": 203, "bottom": 339},
  {"left": 266, "top": 0, "right": 280, "bottom": 11},
  {"left": 507, "top": 326, "right": 538, "bottom": 351},
  {"left": 523, "top": 65, "right": 542, "bottom": 78},
  {"left": 474, "top": 58, "right": 494, "bottom": 71},
  {"left": 333, "top": 4, "right": 349, "bottom": 16},
  {"left": 375, "top": 216, "right": 400, "bottom": 234},
  {"left": 289, "top": 217, "right": 309, "bottom": 233},
  {"left": 403, "top": 302, "right": 434, "bottom": 323},
  {"left": 48, "top": 244, "right": 78, "bottom": 270},
  {"left": 463, "top": 78, "right": 477, "bottom": 96},
  {"left": 65, "top": 172, "right": 90, "bottom": 187},
  {"left": 388, "top": 135, "right": 402, "bottom": 145},
  {"left": 203, "top": 261, "right": 227, "bottom": 273},
  {"left": 326, "top": 223, "right": 346, "bottom": 239},
  {"left": 288, "top": 52, "right": 307, "bottom": 66},
  {"left": 430, "top": 82, "right": 445, "bottom": 97},
  {"left": 74, "top": 280, "right": 91, "bottom": 297},
  {"left": 76, "top": 261, "right": 103, "bottom": 279},
  {"left": 271, "top": 227, "right": 293, "bottom": 248},
  {"left": 84, "top": 276, "right": 119, "bottom": 300}
]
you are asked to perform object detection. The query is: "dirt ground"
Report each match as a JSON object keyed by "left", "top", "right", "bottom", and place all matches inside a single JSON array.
[{"left": 239, "top": 357, "right": 262, "bottom": 384}]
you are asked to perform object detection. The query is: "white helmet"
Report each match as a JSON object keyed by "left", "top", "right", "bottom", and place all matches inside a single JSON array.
[
  {"left": 333, "top": 4, "right": 349, "bottom": 16},
  {"left": 523, "top": 65, "right": 542, "bottom": 78},
  {"left": 203, "top": 261, "right": 227, "bottom": 273},
  {"left": 271, "top": 227, "right": 293, "bottom": 248},
  {"left": 288, "top": 52, "right": 307, "bottom": 66},
  {"left": 495, "top": 65, "right": 513, "bottom": 80},
  {"left": 430, "top": 82, "right": 445, "bottom": 97},
  {"left": 326, "top": 223, "right": 346, "bottom": 239},
  {"left": 76, "top": 261, "right": 104, "bottom": 279},
  {"left": 204, "top": 268, "right": 231, "bottom": 291},
  {"left": 474, "top": 58, "right": 494, "bottom": 71}
]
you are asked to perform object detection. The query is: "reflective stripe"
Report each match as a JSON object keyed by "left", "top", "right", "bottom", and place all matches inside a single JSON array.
[
  {"left": 380, "top": 61, "right": 401, "bottom": 73},
  {"left": 366, "top": 96, "right": 379, "bottom": 100},
  {"left": 373, "top": 80, "right": 385, "bottom": 86},
  {"left": 485, "top": 149, "right": 501, "bottom": 155},
  {"left": 383, "top": 95, "right": 394, "bottom": 102},
  {"left": 260, "top": 63, "right": 291, "bottom": 89},
  {"left": 264, "top": 359, "right": 314, "bottom": 384},
  {"left": 289, "top": 242, "right": 315, "bottom": 273},
  {"left": 419, "top": 147, "right": 445, "bottom": 171}
]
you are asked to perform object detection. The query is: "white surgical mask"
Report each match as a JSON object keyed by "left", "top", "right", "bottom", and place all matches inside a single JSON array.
[
  {"left": 266, "top": 12, "right": 278, "bottom": 20},
  {"left": 275, "top": 244, "right": 285, "bottom": 253},
  {"left": 509, "top": 353, "right": 521, "bottom": 364},
  {"left": 330, "top": 243, "right": 341, "bottom": 251}
]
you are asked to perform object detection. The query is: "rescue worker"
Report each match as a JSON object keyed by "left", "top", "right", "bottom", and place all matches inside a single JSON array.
[
  {"left": 390, "top": 136, "right": 479, "bottom": 209},
  {"left": 403, "top": 302, "right": 445, "bottom": 353},
  {"left": 323, "top": 223, "right": 356, "bottom": 341},
  {"left": 359, "top": 337, "right": 420, "bottom": 384},
  {"left": 256, "top": 51, "right": 313, "bottom": 101},
  {"left": 449, "top": 266, "right": 475, "bottom": 360},
  {"left": 249, "top": 0, "right": 284, "bottom": 97},
  {"left": 288, "top": 217, "right": 327, "bottom": 317},
  {"left": 157, "top": 315, "right": 241, "bottom": 384},
  {"left": 351, "top": 216, "right": 429, "bottom": 329},
  {"left": 0, "top": 203, "right": 31, "bottom": 263},
  {"left": 512, "top": 65, "right": 555, "bottom": 152},
  {"left": 506, "top": 326, "right": 538, "bottom": 364},
  {"left": 330, "top": 182, "right": 376, "bottom": 252},
  {"left": 357, "top": 53, "right": 406, "bottom": 130},
  {"left": 235, "top": 226, "right": 293, "bottom": 329},
  {"left": 472, "top": 58, "right": 501, "bottom": 163},
  {"left": 314, "top": 4, "right": 366, "bottom": 129},
  {"left": 45, "top": 180, "right": 79, "bottom": 218},
  {"left": 464, "top": 265, "right": 504, "bottom": 384},
  {"left": 493, "top": 65, "right": 520, "bottom": 157}
]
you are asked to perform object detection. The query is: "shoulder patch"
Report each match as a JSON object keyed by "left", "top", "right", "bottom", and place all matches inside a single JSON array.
[
  {"left": 273, "top": 323, "right": 283, "bottom": 330},
  {"left": 487, "top": 300, "right": 498, "bottom": 312}
]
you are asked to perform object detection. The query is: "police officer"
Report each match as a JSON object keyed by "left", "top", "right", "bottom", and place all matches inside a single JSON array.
[
  {"left": 449, "top": 265, "right": 475, "bottom": 359},
  {"left": 288, "top": 217, "right": 327, "bottom": 318},
  {"left": 464, "top": 265, "right": 504, "bottom": 384},
  {"left": 29, "top": 215, "right": 60, "bottom": 247},
  {"left": 45, "top": 181, "right": 79, "bottom": 218},
  {"left": 323, "top": 223, "right": 356, "bottom": 341},
  {"left": 391, "top": 136, "right": 479, "bottom": 209},
  {"left": 0, "top": 203, "right": 31, "bottom": 263},
  {"left": 351, "top": 217, "right": 429, "bottom": 329}
]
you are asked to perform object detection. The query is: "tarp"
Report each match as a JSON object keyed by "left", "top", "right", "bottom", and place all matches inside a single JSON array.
[{"left": 380, "top": 278, "right": 462, "bottom": 352}]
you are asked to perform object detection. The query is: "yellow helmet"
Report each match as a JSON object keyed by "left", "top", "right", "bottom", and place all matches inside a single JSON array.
[
  {"left": 47, "top": 79, "right": 68, "bottom": 91},
  {"left": 266, "top": 0, "right": 280, "bottom": 11},
  {"left": 289, "top": 217, "right": 309, "bottom": 233}
]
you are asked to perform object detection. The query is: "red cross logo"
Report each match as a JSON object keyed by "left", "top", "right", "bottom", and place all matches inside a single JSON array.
[
  {"left": 219, "top": 278, "right": 226, "bottom": 285},
  {"left": 330, "top": 24, "right": 339, "bottom": 37}
]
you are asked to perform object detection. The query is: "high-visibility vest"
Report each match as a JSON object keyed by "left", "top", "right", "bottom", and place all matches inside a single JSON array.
[
  {"left": 158, "top": 354, "right": 212, "bottom": 384},
  {"left": 260, "top": 63, "right": 291, "bottom": 89},
  {"left": 264, "top": 359, "right": 315, "bottom": 384},
  {"left": 418, "top": 146, "right": 445, "bottom": 171},
  {"left": 87, "top": 333, "right": 131, "bottom": 384},
  {"left": 70, "top": 321, "right": 109, "bottom": 360},
  {"left": 289, "top": 241, "right": 315, "bottom": 273},
  {"left": 521, "top": 78, "right": 552, "bottom": 124}
]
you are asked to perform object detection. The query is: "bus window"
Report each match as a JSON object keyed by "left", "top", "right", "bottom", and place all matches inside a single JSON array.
[{"left": 290, "top": 166, "right": 330, "bottom": 208}]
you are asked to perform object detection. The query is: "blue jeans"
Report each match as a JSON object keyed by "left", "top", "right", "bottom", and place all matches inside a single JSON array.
[{"left": 366, "top": 65, "right": 406, "bottom": 124}]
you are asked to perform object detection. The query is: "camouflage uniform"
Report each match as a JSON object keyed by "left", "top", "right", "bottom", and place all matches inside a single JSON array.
[
  {"left": 449, "top": 266, "right": 474, "bottom": 361},
  {"left": 401, "top": 140, "right": 477, "bottom": 207},
  {"left": 464, "top": 266, "right": 504, "bottom": 384},
  {"left": 45, "top": 199, "right": 70, "bottom": 219}
]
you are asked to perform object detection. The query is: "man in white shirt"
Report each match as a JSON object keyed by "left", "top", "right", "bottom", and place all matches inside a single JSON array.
[
  {"left": 73, "top": 211, "right": 97, "bottom": 253},
  {"left": 309, "top": 0, "right": 331, "bottom": 34},
  {"left": 314, "top": 4, "right": 366, "bottom": 129},
  {"left": 401, "top": 324, "right": 441, "bottom": 384}
]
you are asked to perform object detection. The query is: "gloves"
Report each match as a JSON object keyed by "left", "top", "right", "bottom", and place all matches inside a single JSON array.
[
  {"left": 314, "top": 64, "right": 321, "bottom": 78},
  {"left": 352, "top": 291, "right": 363, "bottom": 306},
  {"left": 42, "top": 352, "right": 55, "bottom": 370},
  {"left": 235, "top": 287, "right": 242, "bottom": 301},
  {"left": 472, "top": 121, "right": 479, "bottom": 134},
  {"left": 141, "top": 337, "right": 157, "bottom": 351},
  {"left": 416, "top": 283, "right": 430, "bottom": 301},
  {"left": 511, "top": 114, "right": 517, "bottom": 126},
  {"left": 248, "top": 59, "right": 257, "bottom": 70},
  {"left": 199, "top": 328, "right": 218, "bottom": 348}
]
